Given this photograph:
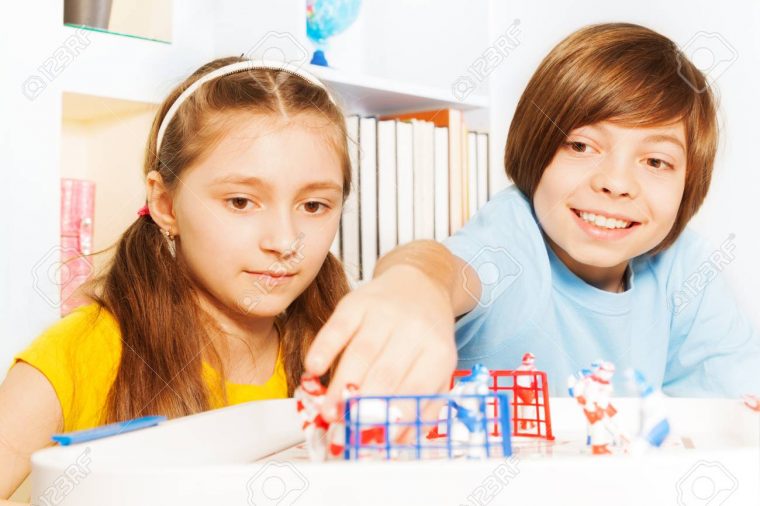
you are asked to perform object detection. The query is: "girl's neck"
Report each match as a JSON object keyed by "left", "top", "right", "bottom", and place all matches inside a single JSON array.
[
  {"left": 196, "top": 289, "right": 280, "bottom": 383},
  {"left": 547, "top": 238, "right": 628, "bottom": 293}
]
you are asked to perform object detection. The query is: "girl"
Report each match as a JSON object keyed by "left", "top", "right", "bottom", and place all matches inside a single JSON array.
[
  {"left": 1, "top": 56, "right": 454, "bottom": 501},
  {"left": 307, "top": 22, "right": 760, "bottom": 410}
]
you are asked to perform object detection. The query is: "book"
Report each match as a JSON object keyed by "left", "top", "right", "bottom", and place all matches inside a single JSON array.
[
  {"left": 359, "top": 116, "right": 378, "bottom": 280},
  {"left": 395, "top": 120, "right": 415, "bottom": 245},
  {"left": 434, "top": 126, "right": 450, "bottom": 242},
  {"left": 381, "top": 109, "right": 465, "bottom": 235},
  {"left": 477, "top": 132, "right": 489, "bottom": 209},
  {"left": 341, "top": 115, "right": 361, "bottom": 281},
  {"left": 467, "top": 131, "right": 478, "bottom": 219},
  {"left": 60, "top": 178, "right": 96, "bottom": 316},
  {"left": 412, "top": 120, "right": 435, "bottom": 239},
  {"left": 377, "top": 119, "right": 398, "bottom": 257}
]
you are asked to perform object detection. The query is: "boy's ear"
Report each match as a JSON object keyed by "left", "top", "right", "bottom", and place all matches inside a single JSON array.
[{"left": 145, "top": 170, "right": 178, "bottom": 235}]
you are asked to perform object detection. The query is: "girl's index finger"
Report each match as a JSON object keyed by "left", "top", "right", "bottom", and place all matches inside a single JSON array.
[{"left": 305, "top": 299, "right": 364, "bottom": 375}]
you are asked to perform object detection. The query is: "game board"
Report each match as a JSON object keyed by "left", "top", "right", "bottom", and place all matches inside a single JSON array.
[{"left": 30, "top": 396, "right": 759, "bottom": 505}]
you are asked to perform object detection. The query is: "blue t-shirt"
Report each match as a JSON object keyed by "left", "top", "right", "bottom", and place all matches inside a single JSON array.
[{"left": 444, "top": 185, "right": 760, "bottom": 397}]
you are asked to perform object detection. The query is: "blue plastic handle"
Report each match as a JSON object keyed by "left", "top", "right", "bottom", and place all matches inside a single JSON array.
[{"left": 52, "top": 415, "right": 167, "bottom": 446}]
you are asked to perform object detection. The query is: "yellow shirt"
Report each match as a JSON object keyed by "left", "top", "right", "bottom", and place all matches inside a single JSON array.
[{"left": 10, "top": 303, "right": 287, "bottom": 433}]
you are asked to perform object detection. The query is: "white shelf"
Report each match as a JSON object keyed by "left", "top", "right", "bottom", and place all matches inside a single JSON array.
[
  {"left": 306, "top": 64, "right": 489, "bottom": 115},
  {"left": 60, "top": 21, "right": 215, "bottom": 106},
  {"left": 60, "top": 20, "right": 489, "bottom": 117}
]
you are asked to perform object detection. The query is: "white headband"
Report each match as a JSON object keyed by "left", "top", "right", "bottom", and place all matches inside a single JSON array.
[{"left": 155, "top": 59, "right": 335, "bottom": 153}]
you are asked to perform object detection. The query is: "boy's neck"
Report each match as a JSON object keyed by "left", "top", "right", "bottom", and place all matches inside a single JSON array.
[{"left": 547, "top": 239, "right": 628, "bottom": 293}]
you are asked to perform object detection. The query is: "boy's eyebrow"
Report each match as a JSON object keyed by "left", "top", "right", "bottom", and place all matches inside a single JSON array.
[
  {"left": 642, "top": 134, "right": 686, "bottom": 153},
  {"left": 299, "top": 181, "right": 343, "bottom": 193}
]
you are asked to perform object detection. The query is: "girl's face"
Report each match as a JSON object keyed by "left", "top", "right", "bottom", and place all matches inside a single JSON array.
[
  {"left": 173, "top": 113, "right": 344, "bottom": 318},
  {"left": 533, "top": 120, "right": 687, "bottom": 275}
]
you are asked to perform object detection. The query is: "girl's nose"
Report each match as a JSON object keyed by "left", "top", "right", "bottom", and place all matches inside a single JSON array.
[{"left": 259, "top": 210, "right": 301, "bottom": 259}]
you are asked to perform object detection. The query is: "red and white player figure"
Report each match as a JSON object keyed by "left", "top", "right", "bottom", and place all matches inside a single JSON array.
[
  {"left": 294, "top": 372, "right": 332, "bottom": 461},
  {"left": 515, "top": 352, "right": 538, "bottom": 430},
  {"left": 569, "top": 361, "right": 626, "bottom": 455},
  {"left": 344, "top": 384, "right": 402, "bottom": 452},
  {"left": 744, "top": 394, "right": 760, "bottom": 412}
]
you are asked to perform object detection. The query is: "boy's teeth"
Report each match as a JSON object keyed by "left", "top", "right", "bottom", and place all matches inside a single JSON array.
[{"left": 579, "top": 211, "right": 631, "bottom": 229}]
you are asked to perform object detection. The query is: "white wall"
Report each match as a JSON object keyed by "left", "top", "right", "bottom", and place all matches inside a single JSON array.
[
  {"left": 487, "top": 0, "right": 760, "bottom": 328},
  {"left": 0, "top": 1, "right": 64, "bottom": 378},
  {"left": 0, "top": 0, "right": 216, "bottom": 376}
]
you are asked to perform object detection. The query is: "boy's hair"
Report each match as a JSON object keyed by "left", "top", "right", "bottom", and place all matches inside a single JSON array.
[
  {"left": 89, "top": 56, "right": 351, "bottom": 423},
  {"left": 505, "top": 23, "right": 718, "bottom": 253}
]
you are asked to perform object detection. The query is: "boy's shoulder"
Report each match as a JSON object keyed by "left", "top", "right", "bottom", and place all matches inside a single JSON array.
[
  {"left": 462, "top": 185, "right": 542, "bottom": 242},
  {"left": 640, "top": 227, "right": 736, "bottom": 300},
  {"left": 487, "top": 184, "right": 534, "bottom": 217},
  {"left": 644, "top": 227, "right": 729, "bottom": 275}
]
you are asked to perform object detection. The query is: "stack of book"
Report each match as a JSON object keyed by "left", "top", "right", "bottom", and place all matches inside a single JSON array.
[{"left": 332, "top": 109, "right": 490, "bottom": 282}]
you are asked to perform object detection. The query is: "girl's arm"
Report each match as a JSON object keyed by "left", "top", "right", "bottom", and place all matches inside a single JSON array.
[
  {"left": 306, "top": 239, "right": 478, "bottom": 419},
  {"left": 0, "top": 362, "right": 63, "bottom": 502}
]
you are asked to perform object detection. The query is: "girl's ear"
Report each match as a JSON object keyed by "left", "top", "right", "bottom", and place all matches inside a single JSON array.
[{"left": 146, "top": 170, "right": 178, "bottom": 235}]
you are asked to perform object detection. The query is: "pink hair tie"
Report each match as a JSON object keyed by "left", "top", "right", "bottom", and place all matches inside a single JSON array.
[{"left": 137, "top": 204, "right": 151, "bottom": 217}]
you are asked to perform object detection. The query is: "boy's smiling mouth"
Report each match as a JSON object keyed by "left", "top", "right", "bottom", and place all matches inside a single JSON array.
[
  {"left": 571, "top": 207, "right": 640, "bottom": 229},
  {"left": 570, "top": 207, "right": 642, "bottom": 239}
]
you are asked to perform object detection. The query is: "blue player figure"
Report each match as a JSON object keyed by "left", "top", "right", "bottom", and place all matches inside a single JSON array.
[
  {"left": 627, "top": 369, "right": 671, "bottom": 454},
  {"left": 450, "top": 364, "right": 492, "bottom": 458}
]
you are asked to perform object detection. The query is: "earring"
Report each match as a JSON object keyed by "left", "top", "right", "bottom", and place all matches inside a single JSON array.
[{"left": 161, "top": 228, "right": 176, "bottom": 258}]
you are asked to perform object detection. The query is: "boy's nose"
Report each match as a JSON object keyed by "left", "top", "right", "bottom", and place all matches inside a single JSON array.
[{"left": 589, "top": 161, "right": 640, "bottom": 199}]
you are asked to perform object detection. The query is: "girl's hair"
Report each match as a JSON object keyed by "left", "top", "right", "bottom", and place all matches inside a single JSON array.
[
  {"left": 88, "top": 56, "right": 351, "bottom": 423},
  {"left": 505, "top": 23, "right": 718, "bottom": 253}
]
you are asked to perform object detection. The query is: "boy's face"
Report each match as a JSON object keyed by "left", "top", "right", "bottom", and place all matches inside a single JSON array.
[
  {"left": 174, "top": 113, "right": 344, "bottom": 318},
  {"left": 533, "top": 120, "right": 687, "bottom": 274}
]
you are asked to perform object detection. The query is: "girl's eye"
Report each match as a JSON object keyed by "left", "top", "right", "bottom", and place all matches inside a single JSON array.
[
  {"left": 646, "top": 158, "right": 674, "bottom": 170},
  {"left": 227, "top": 197, "right": 254, "bottom": 211},
  {"left": 565, "top": 141, "right": 590, "bottom": 153},
  {"left": 301, "top": 201, "right": 329, "bottom": 215}
]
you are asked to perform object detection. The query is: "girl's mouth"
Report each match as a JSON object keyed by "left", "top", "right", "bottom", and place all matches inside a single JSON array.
[{"left": 245, "top": 271, "right": 296, "bottom": 287}]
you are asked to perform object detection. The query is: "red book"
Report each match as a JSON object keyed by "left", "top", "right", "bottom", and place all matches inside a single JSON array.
[{"left": 60, "top": 178, "right": 96, "bottom": 316}]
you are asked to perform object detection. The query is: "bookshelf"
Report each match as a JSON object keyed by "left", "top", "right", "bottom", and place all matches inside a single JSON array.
[
  {"left": 306, "top": 64, "right": 488, "bottom": 115},
  {"left": 2, "top": 0, "right": 499, "bottom": 370}
]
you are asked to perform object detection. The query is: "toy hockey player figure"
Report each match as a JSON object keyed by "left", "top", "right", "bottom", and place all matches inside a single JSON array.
[
  {"left": 294, "top": 372, "right": 331, "bottom": 461},
  {"left": 628, "top": 369, "right": 670, "bottom": 454},
  {"left": 515, "top": 352, "right": 538, "bottom": 430},
  {"left": 451, "top": 364, "right": 492, "bottom": 458},
  {"left": 568, "top": 361, "right": 622, "bottom": 455},
  {"left": 343, "top": 383, "right": 402, "bottom": 457},
  {"left": 567, "top": 360, "right": 601, "bottom": 446}
]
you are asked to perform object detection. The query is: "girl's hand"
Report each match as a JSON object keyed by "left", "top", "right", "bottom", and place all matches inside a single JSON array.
[{"left": 305, "top": 263, "right": 458, "bottom": 421}]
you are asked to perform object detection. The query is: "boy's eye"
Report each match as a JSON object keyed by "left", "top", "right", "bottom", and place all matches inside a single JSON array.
[
  {"left": 646, "top": 158, "right": 674, "bottom": 170},
  {"left": 565, "top": 141, "right": 590, "bottom": 153}
]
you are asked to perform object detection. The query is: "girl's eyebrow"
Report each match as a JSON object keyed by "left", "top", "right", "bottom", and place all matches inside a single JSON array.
[
  {"left": 211, "top": 174, "right": 269, "bottom": 187},
  {"left": 211, "top": 174, "right": 342, "bottom": 193}
]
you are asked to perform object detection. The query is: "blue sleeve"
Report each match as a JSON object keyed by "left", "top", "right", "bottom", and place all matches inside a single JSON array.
[
  {"left": 442, "top": 187, "right": 550, "bottom": 357},
  {"left": 663, "top": 232, "right": 760, "bottom": 397}
]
